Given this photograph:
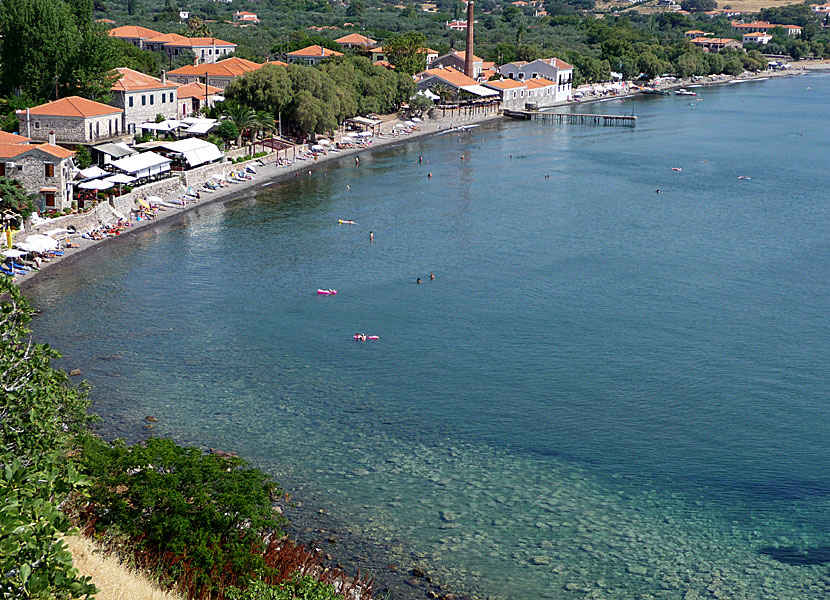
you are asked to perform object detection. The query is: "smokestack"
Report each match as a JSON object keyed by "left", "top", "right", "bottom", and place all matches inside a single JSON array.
[
  {"left": 48, "top": 131, "right": 56, "bottom": 145},
  {"left": 464, "top": 0, "right": 475, "bottom": 79},
  {"left": 161, "top": 70, "right": 167, "bottom": 84}
]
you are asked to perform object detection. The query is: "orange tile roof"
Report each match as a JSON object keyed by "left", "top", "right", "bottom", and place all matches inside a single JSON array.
[
  {"left": 685, "top": 29, "right": 705, "bottom": 33},
  {"left": 175, "top": 81, "right": 223, "bottom": 99},
  {"left": 370, "top": 47, "right": 385, "bottom": 53},
  {"left": 417, "top": 66, "right": 478, "bottom": 88},
  {"left": 524, "top": 77, "right": 554, "bottom": 88},
  {"left": 483, "top": 79, "right": 526, "bottom": 90},
  {"left": 169, "top": 57, "right": 264, "bottom": 78},
  {"left": 375, "top": 60, "right": 394, "bottom": 69},
  {"left": 692, "top": 37, "right": 741, "bottom": 44},
  {"left": 27, "top": 96, "right": 122, "bottom": 118},
  {"left": 0, "top": 142, "right": 73, "bottom": 159},
  {"left": 335, "top": 33, "right": 376, "bottom": 45},
  {"left": 174, "top": 36, "right": 236, "bottom": 48},
  {"left": 235, "top": 11, "right": 257, "bottom": 15},
  {"left": 265, "top": 59, "right": 289, "bottom": 66},
  {"left": 95, "top": 18, "right": 116, "bottom": 24},
  {"left": 144, "top": 32, "right": 191, "bottom": 45},
  {"left": 539, "top": 57, "right": 573, "bottom": 70},
  {"left": 0, "top": 131, "right": 31, "bottom": 144},
  {"left": 287, "top": 45, "right": 344, "bottom": 58},
  {"left": 112, "top": 67, "right": 178, "bottom": 92},
  {"left": 36, "top": 143, "right": 74, "bottom": 159},
  {"left": 108, "top": 25, "right": 161, "bottom": 39}
]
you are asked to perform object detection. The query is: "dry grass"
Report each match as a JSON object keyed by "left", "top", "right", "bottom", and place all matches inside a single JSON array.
[
  {"left": 596, "top": 0, "right": 804, "bottom": 14},
  {"left": 66, "top": 535, "right": 185, "bottom": 600}
]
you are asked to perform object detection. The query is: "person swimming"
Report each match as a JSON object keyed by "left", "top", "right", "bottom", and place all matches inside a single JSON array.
[
  {"left": 416, "top": 277, "right": 421, "bottom": 284},
  {"left": 428, "top": 172, "right": 432, "bottom": 179},
  {"left": 429, "top": 273, "right": 435, "bottom": 280}
]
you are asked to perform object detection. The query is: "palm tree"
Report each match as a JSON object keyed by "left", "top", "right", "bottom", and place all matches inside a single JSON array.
[
  {"left": 222, "top": 101, "right": 260, "bottom": 148},
  {"left": 256, "top": 111, "right": 276, "bottom": 140},
  {"left": 430, "top": 83, "right": 455, "bottom": 105}
]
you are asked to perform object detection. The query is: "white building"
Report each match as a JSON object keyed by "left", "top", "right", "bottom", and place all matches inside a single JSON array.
[{"left": 498, "top": 57, "right": 573, "bottom": 103}]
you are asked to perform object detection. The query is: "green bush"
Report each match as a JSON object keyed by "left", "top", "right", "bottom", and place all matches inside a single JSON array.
[
  {"left": 226, "top": 576, "right": 341, "bottom": 600},
  {"left": 0, "top": 278, "right": 97, "bottom": 599},
  {"left": 78, "top": 436, "right": 287, "bottom": 598}
]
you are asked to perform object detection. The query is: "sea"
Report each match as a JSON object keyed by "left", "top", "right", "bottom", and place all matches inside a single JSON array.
[{"left": 27, "top": 73, "right": 830, "bottom": 600}]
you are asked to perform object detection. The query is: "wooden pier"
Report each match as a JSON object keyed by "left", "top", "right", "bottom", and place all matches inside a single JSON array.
[{"left": 503, "top": 109, "right": 637, "bottom": 127}]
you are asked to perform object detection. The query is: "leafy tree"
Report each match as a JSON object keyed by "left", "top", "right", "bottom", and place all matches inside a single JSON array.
[
  {"left": 183, "top": 16, "right": 213, "bottom": 37},
  {"left": 346, "top": 0, "right": 365, "bottom": 17},
  {"left": 430, "top": 82, "right": 456, "bottom": 103},
  {"left": 723, "top": 56, "right": 744, "bottom": 75},
  {"left": 225, "top": 64, "right": 295, "bottom": 116},
  {"left": 502, "top": 3, "right": 522, "bottom": 22},
  {"left": 114, "top": 39, "right": 164, "bottom": 77},
  {"left": 387, "top": 31, "right": 428, "bottom": 75},
  {"left": 408, "top": 92, "right": 434, "bottom": 117},
  {"left": 217, "top": 119, "right": 240, "bottom": 147},
  {"left": 128, "top": 0, "right": 137, "bottom": 15},
  {"left": 680, "top": 0, "right": 716, "bottom": 12},
  {"left": 0, "top": 177, "right": 36, "bottom": 219},
  {"left": 74, "top": 145, "right": 93, "bottom": 169}
]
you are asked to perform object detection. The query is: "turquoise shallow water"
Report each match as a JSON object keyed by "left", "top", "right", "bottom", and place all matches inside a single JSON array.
[{"left": 28, "top": 74, "right": 830, "bottom": 599}]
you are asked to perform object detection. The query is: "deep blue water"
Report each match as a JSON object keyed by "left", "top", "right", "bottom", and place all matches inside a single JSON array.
[{"left": 28, "top": 74, "right": 830, "bottom": 599}]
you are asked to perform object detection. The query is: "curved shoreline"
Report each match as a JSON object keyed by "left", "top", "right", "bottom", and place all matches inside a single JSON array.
[{"left": 19, "top": 109, "right": 503, "bottom": 291}]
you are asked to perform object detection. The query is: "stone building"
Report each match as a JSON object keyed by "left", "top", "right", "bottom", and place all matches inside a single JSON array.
[
  {"left": 143, "top": 33, "right": 237, "bottom": 64},
  {"left": 107, "top": 25, "right": 162, "bottom": 48},
  {"left": 0, "top": 136, "right": 75, "bottom": 212},
  {"left": 482, "top": 79, "right": 528, "bottom": 110},
  {"left": 432, "top": 50, "right": 484, "bottom": 79},
  {"left": 110, "top": 68, "right": 179, "bottom": 134},
  {"left": 168, "top": 57, "right": 269, "bottom": 89},
  {"left": 17, "top": 97, "right": 124, "bottom": 145},
  {"left": 175, "top": 81, "right": 224, "bottom": 117},
  {"left": 285, "top": 45, "right": 343, "bottom": 66}
]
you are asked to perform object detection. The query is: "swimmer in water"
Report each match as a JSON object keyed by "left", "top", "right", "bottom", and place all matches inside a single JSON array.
[
  {"left": 429, "top": 273, "right": 435, "bottom": 280},
  {"left": 369, "top": 231, "right": 373, "bottom": 243},
  {"left": 419, "top": 155, "right": 423, "bottom": 163},
  {"left": 346, "top": 185, "right": 350, "bottom": 190},
  {"left": 417, "top": 277, "right": 421, "bottom": 284},
  {"left": 428, "top": 172, "right": 432, "bottom": 179}
]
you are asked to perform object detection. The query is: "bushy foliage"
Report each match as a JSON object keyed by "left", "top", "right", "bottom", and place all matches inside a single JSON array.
[
  {"left": 226, "top": 576, "right": 341, "bottom": 600},
  {"left": 78, "top": 436, "right": 287, "bottom": 598},
  {"left": 0, "top": 278, "right": 97, "bottom": 598}
]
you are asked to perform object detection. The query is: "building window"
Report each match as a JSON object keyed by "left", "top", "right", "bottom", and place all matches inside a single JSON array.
[
  {"left": 170, "top": 92, "right": 174, "bottom": 102},
  {"left": 161, "top": 93, "right": 165, "bottom": 104},
  {"left": 150, "top": 94, "right": 154, "bottom": 105},
  {"left": 142, "top": 95, "right": 146, "bottom": 106},
  {"left": 34, "top": 121, "right": 40, "bottom": 129},
  {"left": 45, "top": 163, "right": 54, "bottom": 177}
]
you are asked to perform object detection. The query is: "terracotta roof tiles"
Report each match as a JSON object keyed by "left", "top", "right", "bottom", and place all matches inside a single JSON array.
[
  {"left": 26, "top": 96, "right": 122, "bottom": 118},
  {"left": 112, "top": 67, "right": 178, "bottom": 92}
]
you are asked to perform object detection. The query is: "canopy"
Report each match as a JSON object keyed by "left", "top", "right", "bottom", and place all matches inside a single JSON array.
[
  {"left": 78, "top": 180, "right": 114, "bottom": 190},
  {"left": 17, "top": 234, "right": 58, "bottom": 253},
  {"left": 110, "top": 152, "right": 172, "bottom": 178},
  {"left": 460, "top": 84, "right": 499, "bottom": 98},
  {"left": 348, "top": 116, "right": 382, "bottom": 127},
  {"left": 411, "top": 117, "right": 422, "bottom": 123},
  {"left": 356, "top": 131, "right": 373, "bottom": 138},
  {"left": 93, "top": 142, "right": 136, "bottom": 159},
  {"left": 103, "top": 173, "right": 136, "bottom": 184},
  {"left": 418, "top": 89, "right": 439, "bottom": 100},
  {"left": 185, "top": 120, "right": 217, "bottom": 135},
  {"left": 79, "top": 166, "right": 108, "bottom": 179},
  {"left": 2, "top": 249, "right": 26, "bottom": 258},
  {"left": 340, "top": 136, "right": 355, "bottom": 143},
  {"left": 145, "top": 139, "right": 222, "bottom": 168},
  {"left": 139, "top": 120, "right": 183, "bottom": 132},
  {"left": 311, "top": 144, "right": 325, "bottom": 152}
]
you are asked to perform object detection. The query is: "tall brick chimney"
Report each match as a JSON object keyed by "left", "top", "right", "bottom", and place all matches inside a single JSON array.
[{"left": 464, "top": 0, "right": 475, "bottom": 79}]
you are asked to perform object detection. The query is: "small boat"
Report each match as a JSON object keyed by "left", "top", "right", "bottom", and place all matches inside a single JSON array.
[
  {"left": 317, "top": 289, "right": 337, "bottom": 295},
  {"left": 338, "top": 219, "right": 357, "bottom": 224},
  {"left": 353, "top": 334, "right": 379, "bottom": 340},
  {"left": 738, "top": 176, "right": 751, "bottom": 180},
  {"left": 672, "top": 167, "right": 682, "bottom": 172},
  {"left": 675, "top": 89, "right": 697, "bottom": 96}
]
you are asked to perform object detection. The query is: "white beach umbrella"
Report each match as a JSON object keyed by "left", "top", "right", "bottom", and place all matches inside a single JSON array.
[
  {"left": 17, "top": 234, "right": 58, "bottom": 253},
  {"left": 146, "top": 196, "right": 164, "bottom": 204},
  {"left": 318, "top": 139, "right": 331, "bottom": 146},
  {"left": 78, "top": 180, "right": 114, "bottom": 190},
  {"left": 411, "top": 117, "right": 422, "bottom": 123},
  {"left": 2, "top": 249, "right": 26, "bottom": 258}
]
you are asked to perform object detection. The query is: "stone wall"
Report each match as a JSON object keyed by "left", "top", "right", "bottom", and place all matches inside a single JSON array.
[
  {"left": 27, "top": 177, "right": 185, "bottom": 235},
  {"left": 23, "top": 113, "right": 122, "bottom": 144},
  {"left": 179, "top": 161, "right": 233, "bottom": 189},
  {"left": 14, "top": 152, "right": 74, "bottom": 210}
]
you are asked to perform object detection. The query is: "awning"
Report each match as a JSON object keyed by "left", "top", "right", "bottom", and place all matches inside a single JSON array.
[
  {"left": 79, "top": 166, "right": 108, "bottom": 179},
  {"left": 110, "top": 152, "right": 172, "bottom": 177},
  {"left": 138, "top": 139, "right": 222, "bottom": 168},
  {"left": 139, "top": 120, "right": 184, "bottom": 132},
  {"left": 103, "top": 173, "right": 136, "bottom": 184},
  {"left": 460, "top": 85, "right": 499, "bottom": 97},
  {"left": 185, "top": 120, "right": 217, "bottom": 135},
  {"left": 93, "top": 142, "right": 136, "bottom": 159},
  {"left": 2, "top": 249, "right": 26, "bottom": 258},
  {"left": 348, "top": 116, "right": 382, "bottom": 127},
  {"left": 78, "top": 180, "right": 114, "bottom": 190}
]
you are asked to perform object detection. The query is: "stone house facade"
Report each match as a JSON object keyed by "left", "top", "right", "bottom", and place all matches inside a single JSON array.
[
  {"left": 498, "top": 58, "right": 573, "bottom": 102},
  {"left": 18, "top": 97, "right": 124, "bottom": 144},
  {"left": 110, "top": 68, "right": 179, "bottom": 134},
  {"left": 168, "top": 57, "right": 268, "bottom": 89},
  {"left": 0, "top": 138, "right": 75, "bottom": 211},
  {"left": 482, "top": 79, "right": 528, "bottom": 110}
]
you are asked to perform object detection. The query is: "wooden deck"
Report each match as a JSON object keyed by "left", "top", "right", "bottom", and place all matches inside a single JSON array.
[{"left": 503, "top": 109, "right": 637, "bottom": 127}]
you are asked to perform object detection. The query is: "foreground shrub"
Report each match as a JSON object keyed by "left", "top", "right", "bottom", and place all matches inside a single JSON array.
[
  {"left": 77, "top": 436, "right": 287, "bottom": 598},
  {"left": 226, "top": 575, "right": 341, "bottom": 600}
]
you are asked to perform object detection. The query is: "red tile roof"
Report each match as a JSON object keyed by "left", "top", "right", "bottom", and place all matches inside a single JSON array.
[
  {"left": 0, "top": 131, "right": 31, "bottom": 144},
  {"left": 483, "top": 79, "right": 526, "bottom": 90},
  {"left": 112, "top": 67, "right": 178, "bottom": 92},
  {"left": 26, "top": 96, "right": 122, "bottom": 118},
  {"left": 335, "top": 33, "right": 376, "bottom": 45},
  {"left": 287, "top": 45, "right": 344, "bottom": 58},
  {"left": 169, "top": 57, "right": 264, "bottom": 78},
  {"left": 0, "top": 142, "right": 73, "bottom": 159},
  {"left": 175, "top": 81, "right": 223, "bottom": 99},
  {"left": 416, "top": 66, "right": 478, "bottom": 88},
  {"left": 108, "top": 25, "right": 161, "bottom": 39}
]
